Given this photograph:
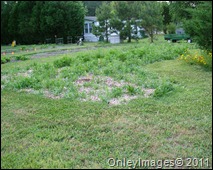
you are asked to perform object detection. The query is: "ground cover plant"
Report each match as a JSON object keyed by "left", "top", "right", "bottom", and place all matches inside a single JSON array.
[{"left": 1, "top": 37, "right": 212, "bottom": 169}]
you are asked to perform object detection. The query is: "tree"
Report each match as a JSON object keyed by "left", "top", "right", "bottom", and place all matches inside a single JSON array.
[
  {"left": 169, "top": 1, "right": 212, "bottom": 51},
  {"left": 167, "top": 23, "right": 176, "bottom": 34},
  {"left": 138, "top": 1, "right": 163, "bottom": 43},
  {"left": 183, "top": 1, "right": 212, "bottom": 51},
  {"left": 1, "top": 1, "right": 16, "bottom": 44},
  {"left": 162, "top": 2, "right": 172, "bottom": 34},
  {"left": 7, "top": 1, "right": 19, "bottom": 44},
  {"left": 1, "top": 1, "right": 86, "bottom": 45},
  {"left": 94, "top": 2, "right": 112, "bottom": 42},
  {"left": 16, "top": 1, "right": 36, "bottom": 44},
  {"left": 169, "top": 1, "right": 202, "bottom": 23},
  {"left": 111, "top": 1, "right": 137, "bottom": 43},
  {"left": 83, "top": 1, "right": 103, "bottom": 16}
]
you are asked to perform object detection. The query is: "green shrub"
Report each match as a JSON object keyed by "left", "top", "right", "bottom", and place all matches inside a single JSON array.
[
  {"left": 1, "top": 58, "right": 6, "bottom": 64},
  {"left": 13, "top": 77, "right": 38, "bottom": 89},
  {"left": 117, "top": 52, "right": 128, "bottom": 62},
  {"left": 54, "top": 57, "right": 73, "bottom": 68},
  {"left": 40, "top": 44, "right": 48, "bottom": 49},
  {"left": 1, "top": 57, "right": 10, "bottom": 64},
  {"left": 95, "top": 51, "right": 105, "bottom": 59},
  {"left": 15, "top": 55, "right": 30, "bottom": 61},
  {"left": 126, "top": 85, "right": 137, "bottom": 95},
  {"left": 79, "top": 54, "right": 91, "bottom": 62},
  {"left": 153, "top": 80, "right": 174, "bottom": 97},
  {"left": 111, "top": 87, "right": 123, "bottom": 98}
]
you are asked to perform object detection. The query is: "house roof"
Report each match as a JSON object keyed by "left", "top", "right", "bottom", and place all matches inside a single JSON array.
[{"left": 85, "top": 16, "right": 97, "bottom": 22}]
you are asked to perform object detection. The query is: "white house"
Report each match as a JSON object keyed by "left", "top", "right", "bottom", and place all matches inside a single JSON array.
[{"left": 84, "top": 16, "right": 99, "bottom": 42}]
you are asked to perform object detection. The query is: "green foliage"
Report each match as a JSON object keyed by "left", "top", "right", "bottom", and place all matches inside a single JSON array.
[
  {"left": 168, "top": 1, "right": 211, "bottom": 52},
  {"left": 1, "top": 57, "right": 11, "bottom": 64},
  {"left": 138, "top": 1, "right": 164, "bottom": 43},
  {"left": 153, "top": 80, "right": 174, "bottom": 98},
  {"left": 162, "top": 2, "right": 172, "bottom": 34},
  {"left": 111, "top": 1, "right": 138, "bottom": 42},
  {"left": 166, "top": 23, "right": 176, "bottom": 34},
  {"left": 179, "top": 49, "right": 212, "bottom": 71},
  {"left": 126, "top": 85, "right": 137, "bottom": 95},
  {"left": 83, "top": 1, "right": 103, "bottom": 16},
  {"left": 13, "top": 77, "right": 39, "bottom": 89},
  {"left": 183, "top": 1, "right": 212, "bottom": 52},
  {"left": 53, "top": 57, "right": 73, "bottom": 68},
  {"left": 94, "top": 2, "right": 113, "bottom": 42},
  {"left": 15, "top": 55, "right": 30, "bottom": 61},
  {"left": 110, "top": 87, "right": 123, "bottom": 98},
  {"left": 169, "top": 1, "right": 202, "bottom": 22},
  {"left": 1, "top": 1, "right": 86, "bottom": 44}
]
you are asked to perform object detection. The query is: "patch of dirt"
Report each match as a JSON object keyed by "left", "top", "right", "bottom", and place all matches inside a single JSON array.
[
  {"left": 108, "top": 95, "right": 138, "bottom": 105},
  {"left": 75, "top": 74, "right": 155, "bottom": 105},
  {"left": 142, "top": 88, "right": 155, "bottom": 98},
  {"left": 43, "top": 90, "right": 63, "bottom": 99},
  {"left": 1, "top": 75, "right": 8, "bottom": 80},
  {"left": 30, "top": 47, "right": 97, "bottom": 59},
  {"left": 20, "top": 88, "right": 63, "bottom": 99},
  {"left": 75, "top": 74, "right": 93, "bottom": 85},
  {"left": 17, "top": 69, "right": 33, "bottom": 77}
]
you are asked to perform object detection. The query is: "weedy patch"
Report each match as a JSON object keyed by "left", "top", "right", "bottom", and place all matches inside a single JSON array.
[
  {"left": 17, "top": 69, "right": 33, "bottom": 77},
  {"left": 74, "top": 74, "right": 155, "bottom": 105}
]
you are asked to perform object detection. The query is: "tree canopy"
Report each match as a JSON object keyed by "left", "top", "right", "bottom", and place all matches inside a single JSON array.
[
  {"left": 169, "top": 1, "right": 212, "bottom": 51},
  {"left": 1, "top": 1, "right": 86, "bottom": 45}
]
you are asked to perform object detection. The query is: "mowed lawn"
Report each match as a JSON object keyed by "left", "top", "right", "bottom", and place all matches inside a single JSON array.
[{"left": 1, "top": 39, "right": 212, "bottom": 169}]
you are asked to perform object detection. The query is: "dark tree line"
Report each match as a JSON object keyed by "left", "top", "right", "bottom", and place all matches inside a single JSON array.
[
  {"left": 83, "top": 1, "right": 103, "bottom": 16},
  {"left": 1, "top": 1, "right": 86, "bottom": 45}
]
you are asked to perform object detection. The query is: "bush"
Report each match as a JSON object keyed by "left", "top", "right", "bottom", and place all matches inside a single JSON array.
[
  {"left": 14, "top": 77, "right": 38, "bottom": 89},
  {"left": 54, "top": 57, "right": 73, "bottom": 68},
  {"left": 126, "top": 85, "right": 137, "bottom": 95},
  {"left": 153, "top": 80, "right": 174, "bottom": 97},
  {"left": 15, "top": 55, "right": 30, "bottom": 61},
  {"left": 178, "top": 49, "right": 212, "bottom": 70},
  {"left": 111, "top": 87, "right": 123, "bottom": 98},
  {"left": 1, "top": 57, "right": 10, "bottom": 64}
]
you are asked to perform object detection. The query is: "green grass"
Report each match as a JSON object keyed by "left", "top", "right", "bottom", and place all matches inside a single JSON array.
[{"left": 1, "top": 37, "right": 212, "bottom": 169}]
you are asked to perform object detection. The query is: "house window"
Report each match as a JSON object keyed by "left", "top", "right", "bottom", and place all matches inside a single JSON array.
[
  {"left": 84, "top": 23, "right": 88, "bottom": 33},
  {"left": 89, "top": 23, "right": 92, "bottom": 33},
  {"left": 84, "top": 22, "right": 93, "bottom": 34}
]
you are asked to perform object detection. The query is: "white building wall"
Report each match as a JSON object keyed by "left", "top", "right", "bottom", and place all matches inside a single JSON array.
[{"left": 84, "top": 19, "right": 99, "bottom": 42}]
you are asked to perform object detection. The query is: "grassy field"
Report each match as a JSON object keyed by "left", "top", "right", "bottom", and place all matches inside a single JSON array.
[{"left": 1, "top": 37, "right": 212, "bottom": 168}]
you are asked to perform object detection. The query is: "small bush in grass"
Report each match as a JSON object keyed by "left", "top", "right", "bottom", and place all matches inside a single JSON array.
[
  {"left": 153, "top": 80, "right": 174, "bottom": 97},
  {"left": 117, "top": 52, "right": 128, "bottom": 62},
  {"left": 126, "top": 85, "right": 137, "bottom": 95},
  {"left": 54, "top": 57, "right": 73, "bottom": 68},
  {"left": 111, "top": 87, "right": 123, "bottom": 98},
  {"left": 13, "top": 77, "right": 39, "bottom": 89},
  {"left": 1, "top": 57, "right": 10, "bottom": 64},
  {"left": 179, "top": 49, "right": 212, "bottom": 70},
  {"left": 79, "top": 54, "right": 91, "bottom": 62},
  {"left": 15, "top": 55, "right": 30, "bottom": 61},
  {"left": 95, "top": 51, "right": 105, "bottom": 59},
  {"left": 40, "top": 44, "right": 48, "bottom": 49}
]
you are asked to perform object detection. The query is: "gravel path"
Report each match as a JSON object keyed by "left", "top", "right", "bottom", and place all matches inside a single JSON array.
[{"left": 30, "top": 46, "right": 98, "bottom": 59}]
